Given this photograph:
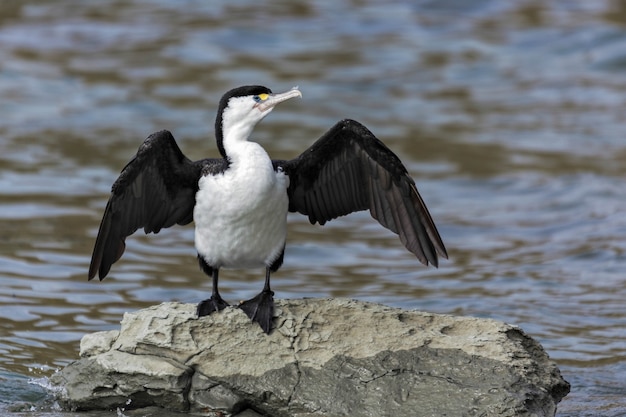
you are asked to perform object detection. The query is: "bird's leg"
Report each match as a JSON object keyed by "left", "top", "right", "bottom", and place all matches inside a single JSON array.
[
  {"left": 197, "top": 255, "right": 230, "bottom": 316},
  {"left": 238, "top": 267, "right": 275, "bottom": 334}
]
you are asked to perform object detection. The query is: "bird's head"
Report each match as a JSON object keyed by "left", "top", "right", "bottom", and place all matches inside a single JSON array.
[{"left": 215, "top": 85, "right": 302, "bottom": 158}]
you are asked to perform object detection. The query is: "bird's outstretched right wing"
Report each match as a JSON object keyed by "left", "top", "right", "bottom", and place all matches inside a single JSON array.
[
  {"left": 88, "top": 130, "right": 227, "bottom": 280},
  {"left": 275, "top": 119, "right": 447, "bottom": 267}
]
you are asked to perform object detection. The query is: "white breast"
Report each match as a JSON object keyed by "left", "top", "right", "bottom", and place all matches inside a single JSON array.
[{"left": 193, "top": 142, "right": 289, "bottom": 269}]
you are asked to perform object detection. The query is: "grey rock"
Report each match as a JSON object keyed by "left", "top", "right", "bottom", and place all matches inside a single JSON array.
[
  {"left": 79, "top": 329, "right": 119, "bottom": 357},
  {"left": 50, "top": 298, "right": 569, "bottom": 417}
]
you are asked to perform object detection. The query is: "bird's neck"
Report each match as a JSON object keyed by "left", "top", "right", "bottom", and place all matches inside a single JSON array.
[
  {"left": 217, "top": 115, "right": 256, "bottom": 156},
  {"left": 221, "top": 126, "right": 270, "bottom": 169}
]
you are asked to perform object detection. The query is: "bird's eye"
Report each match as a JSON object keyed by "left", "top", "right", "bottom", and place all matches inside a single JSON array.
[{"left": 254, "top": 93, "right": 269, "bottom": 102}]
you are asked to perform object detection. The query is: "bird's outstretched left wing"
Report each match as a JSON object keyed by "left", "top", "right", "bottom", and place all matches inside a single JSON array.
[
  {"left": 88, "top": 130, "right": 226, "bottom": 280},
  {"left": 274, "top": 119, "right": 447, "bottom": 266}
]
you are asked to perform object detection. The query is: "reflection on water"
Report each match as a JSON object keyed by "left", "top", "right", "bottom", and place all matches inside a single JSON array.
[{"left": 1, "top": 0, "right": 626, "bottom": 415}]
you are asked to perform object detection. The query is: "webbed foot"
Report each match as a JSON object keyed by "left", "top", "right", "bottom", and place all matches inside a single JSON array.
[
  {"left": 238, "top": 290, "right": 275, "bottom": 334},
  {"left": 197, "top": 295, "right": 230, "bottom": 317}
]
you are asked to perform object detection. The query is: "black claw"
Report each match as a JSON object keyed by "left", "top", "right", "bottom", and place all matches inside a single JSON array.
[
  {"left": 197, "top": 295, "right": 230, "bottom": 317},
  {"left": 238, "top": 290, "right": 275, "bottom": 334}
]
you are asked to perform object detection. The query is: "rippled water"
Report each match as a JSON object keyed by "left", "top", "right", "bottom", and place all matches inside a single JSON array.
[{"left": 1, "top": 1, "right": 626, "bottom": 415}]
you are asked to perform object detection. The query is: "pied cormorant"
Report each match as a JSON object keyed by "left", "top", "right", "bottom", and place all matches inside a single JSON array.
[{"left": 88, "top": 85, "right": 448, "bottom": 334}]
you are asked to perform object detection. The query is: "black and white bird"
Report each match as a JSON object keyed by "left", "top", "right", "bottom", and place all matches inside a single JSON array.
[{"left": 88, "top": 85, "right": 448, "bottom": 334}]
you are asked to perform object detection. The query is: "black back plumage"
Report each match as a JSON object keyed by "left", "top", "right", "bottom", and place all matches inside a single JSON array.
[
  {"left": 88, "top": 130, "right": 227, "bottom": 280},
  {"left": 275, "top": 119, "right": 447, "bottom": 267}
]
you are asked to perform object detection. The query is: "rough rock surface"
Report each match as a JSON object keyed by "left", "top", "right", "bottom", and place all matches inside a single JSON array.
[{"left": 50, "top": 298, "right": 569, "bottom": 416}]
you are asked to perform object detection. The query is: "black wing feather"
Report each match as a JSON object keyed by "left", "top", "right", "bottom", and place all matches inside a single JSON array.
[
  {"left": 88, "top": 130, "right": 227, "bottom": 280},
  {"left": 276, "top": 119, "right": 447, "bottom": 266}
]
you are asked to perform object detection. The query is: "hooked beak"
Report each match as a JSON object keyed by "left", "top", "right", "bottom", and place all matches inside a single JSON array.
[{"left": 257, "top": 87, "right": 302, "bottom": 112}]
